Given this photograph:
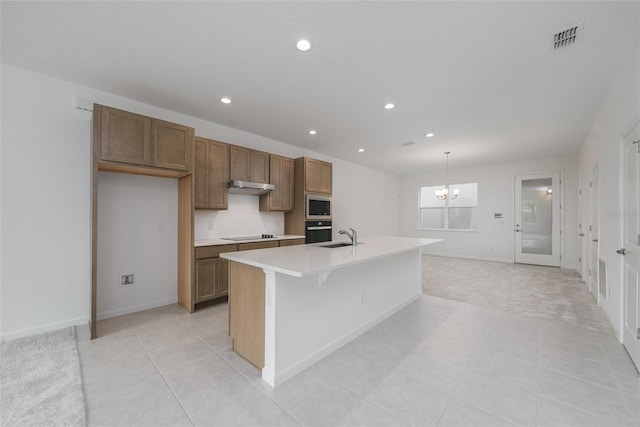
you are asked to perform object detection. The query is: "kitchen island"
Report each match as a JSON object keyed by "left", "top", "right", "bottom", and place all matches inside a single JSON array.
[{"left": 220, "top": 236, "right": 441, "bottom": 387}]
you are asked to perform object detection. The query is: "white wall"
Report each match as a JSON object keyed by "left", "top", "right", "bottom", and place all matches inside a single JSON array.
[
  {"left": 1, "top": 66, "right": 92, "bottom": 339},
  {"left": 194, "top": 196, "right": 284, "bottom": 240},
  {"left": 577, "top": 53, "right": 639, "bottom": 337},
  {"left": 97, "top": 173, "right": 178, "bottom": 319},
  {"left": 399, "top": 156, "right": 578, "bottom": 268},
  {"left": 0, "top": 64, "right": 399, "bottom": 339}
]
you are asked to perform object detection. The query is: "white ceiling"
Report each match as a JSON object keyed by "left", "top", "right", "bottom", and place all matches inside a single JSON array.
[{"left": 2, "top": 1, "right": 638, "bottom": 175}]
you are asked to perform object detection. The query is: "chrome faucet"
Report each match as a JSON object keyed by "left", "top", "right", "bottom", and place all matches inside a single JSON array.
[{"left": 339, "top": 228, "right": 357, "bottom": 246}]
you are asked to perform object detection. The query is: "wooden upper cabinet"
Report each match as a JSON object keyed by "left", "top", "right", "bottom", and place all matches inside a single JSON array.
[
  {"left": 151, "top": 119, "right": 193, "bottom": 171},
  {"left": 95, "top": 104, "right": 193, "bottom": 172},
  {"left": 193, "top": 138, "right": 208, "bottom": 208},
  {"left": 99, "top": 106, "right": 151, "bottom": 166},
  {"left": 229, "top": 145, "right": 270, "bottom": 184},
  {"left": 250, "top": 150, "right": 270, "bottom": 184},
  {"left": 229, "top": 145, "right": 251, "bottom": 181},
  {"left": 281, "top": 157, "right": 294, "bottom": 210},
  {"left": 260, "top": 155, "right": 294, "bottom": 212},
  {"left": 194, "top": 137, "right": 229, "bottom": 210},
  {"left": 304, "top": 157, "right": 332, "bottom": 194},
  {"left": 208, "top": 141, "right": 229, "bottom": 209}
]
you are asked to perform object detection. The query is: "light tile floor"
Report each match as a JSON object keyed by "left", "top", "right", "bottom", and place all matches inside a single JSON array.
[{"left": 77, "top": 276, "right": 640, "bottom": 426}]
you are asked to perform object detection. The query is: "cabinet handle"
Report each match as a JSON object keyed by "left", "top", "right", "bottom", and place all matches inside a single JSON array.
[{"left": 616, "top": 248, "right": 626, "bottom": 255}]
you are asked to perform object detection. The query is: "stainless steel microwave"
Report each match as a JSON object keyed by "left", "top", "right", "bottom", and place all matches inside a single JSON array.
[{"left": 306, "top": 194, "right": 331, "bottom": 220}]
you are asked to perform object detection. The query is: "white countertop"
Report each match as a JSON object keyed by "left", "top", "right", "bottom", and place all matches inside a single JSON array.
[
  {"left": 194, "top": 235, "right": 306, "bottom": 247},
  {"left": 220, "top": 236, "right": 442, "bottom": 277}
]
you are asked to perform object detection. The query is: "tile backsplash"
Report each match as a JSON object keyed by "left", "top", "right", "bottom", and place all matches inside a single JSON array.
[{"left": 194, "top": 195, "right": 285, "bottom": 240}]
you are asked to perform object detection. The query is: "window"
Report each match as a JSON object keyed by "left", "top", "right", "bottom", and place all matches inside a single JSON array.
[{"left": 419, "top": 182, "right": 478, "bottom": 230}]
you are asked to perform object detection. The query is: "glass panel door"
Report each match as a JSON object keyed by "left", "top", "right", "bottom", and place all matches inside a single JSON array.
[{"left": 515, "top": 172, "right": 561, "bottom": 267}]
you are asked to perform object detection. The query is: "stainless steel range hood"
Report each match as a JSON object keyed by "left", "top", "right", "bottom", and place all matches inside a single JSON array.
[{"left": 227, "top": 180, "right": 274, "bottom": 196}]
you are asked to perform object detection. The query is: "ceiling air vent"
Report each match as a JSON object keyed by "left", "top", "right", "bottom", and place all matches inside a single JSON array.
[{"left": 553, "top": 22, "right": 583, "bottom": 50}]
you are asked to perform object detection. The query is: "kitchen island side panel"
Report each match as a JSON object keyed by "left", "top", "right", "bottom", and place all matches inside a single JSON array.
[{"left": 264, "top": 249, "right": 422, "bottom": 386}]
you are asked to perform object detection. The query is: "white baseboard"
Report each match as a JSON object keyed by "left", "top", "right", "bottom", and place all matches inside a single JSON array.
[
  {"left": 0, "top": 315, "right": 90, "bottom": 342},
  {"left": 97, "top": 298, "right": 178, "bottom": 320},
  {"left": 271, "top": 292, "right": 423, "bottom": 387}
]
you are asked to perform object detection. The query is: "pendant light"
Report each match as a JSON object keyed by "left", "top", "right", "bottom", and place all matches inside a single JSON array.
[{"left": 435, "top": 151, "right": 459, "bottom": 200}]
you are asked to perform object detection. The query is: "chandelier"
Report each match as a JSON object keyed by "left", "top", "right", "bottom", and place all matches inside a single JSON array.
[{"left": 435, "top": 151, "right": 459, "bottom": 200}]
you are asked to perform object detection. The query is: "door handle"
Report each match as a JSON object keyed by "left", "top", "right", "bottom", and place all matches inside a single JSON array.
[
  {"left": 593, "top": 239, "right": 598, "bottom": 242},
  {"left": 578, "top": 233, "right": 585, "bottom": 237},
  {"left": 616, "top": 248, "right": 626, "bottom": 255}
]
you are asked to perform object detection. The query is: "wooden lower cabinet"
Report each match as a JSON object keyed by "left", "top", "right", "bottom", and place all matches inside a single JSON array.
[
  {"left": 238, "top": 241, "right": 279, "bottom": 251},
  {"left": 195, "top": 257, "right": 229, "bottom": 303},
  {"left": 194, "top": 239, "right": 303, "bottom": 306},
  {"left": 279, "top": 238, "right": 305, "bottom": 247},
  {"left": 195, "top": 244, "right": 237, "bottom": 303}
]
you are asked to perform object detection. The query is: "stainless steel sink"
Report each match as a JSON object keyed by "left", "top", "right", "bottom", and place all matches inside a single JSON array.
[{"left": 319, "top": 242, "right": 354, "bottom": 248}]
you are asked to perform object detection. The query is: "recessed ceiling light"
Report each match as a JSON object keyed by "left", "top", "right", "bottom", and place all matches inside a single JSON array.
[
  {"left": 308, "top": 130, "right": 317, "bottom": 135},
  {"left": 384, "top": 103, "right": 395, "bottom": 110},
  {"left": 296, "top": 39, "right": 311, "bottom": 52},
  {"left": 358, "top": 148, "right": 365, "bottom": 152},
  {"left": 425, "top": 132, "right": 435, "bottom": 138},
  {"left": 220, "top": 97, "right": 231, "bottom": 104}
]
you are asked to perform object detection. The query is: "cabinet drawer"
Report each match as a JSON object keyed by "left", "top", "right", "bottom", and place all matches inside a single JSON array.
[
  {"left": 239, "top": 241, "right": 279, "bottom": 251},
  {"left": 196, "top": 244, "right": 238, "bottom": 259},
  {"left": 279, "top": 239, "right": 305, "bottom": 247}
]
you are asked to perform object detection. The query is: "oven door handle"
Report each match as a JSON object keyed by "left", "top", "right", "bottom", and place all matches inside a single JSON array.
[{"left": 307, "top": 226, "right": 332, "bottom": 230}]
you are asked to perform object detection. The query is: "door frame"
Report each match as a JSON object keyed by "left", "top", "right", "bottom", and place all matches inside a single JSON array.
[
  {"left": 620, "top": 119, "right": 640, "bottom": 370},
  {"left": 588, "top": 164, "right": 600, "bottom": 302},
  {"left": 513, "top": 170, "right": 562, "bottom": 267},
  {"left": 577, "top": 178, "right": 585, "bottom": 280}
]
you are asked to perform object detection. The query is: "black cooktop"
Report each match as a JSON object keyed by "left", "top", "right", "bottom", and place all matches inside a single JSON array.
[{"left": 221, "top": 234, "right": 275, "bottom": 241}]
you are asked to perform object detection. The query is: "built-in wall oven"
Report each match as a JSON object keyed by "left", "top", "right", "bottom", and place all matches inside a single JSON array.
[{"left": 305, "top": 221, "right": 332, "bottom": 243}]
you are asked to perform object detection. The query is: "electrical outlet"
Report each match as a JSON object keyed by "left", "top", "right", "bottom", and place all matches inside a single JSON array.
[
  {"left": 120, "top": 274, "right": 134, "bottom": 287},
  {"left": 157, "top": 222, "right": 165, "bottom": 232}
]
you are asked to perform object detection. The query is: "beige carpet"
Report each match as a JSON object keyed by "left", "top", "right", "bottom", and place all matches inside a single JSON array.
[
  {"left": 422, "top": 255, "right": 614, "bottom": 332},
  {"left": 1, "top": 327, "right": 87, "bottom": 426}
]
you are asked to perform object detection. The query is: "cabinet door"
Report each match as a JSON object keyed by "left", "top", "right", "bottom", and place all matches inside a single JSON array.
[
  {"left": 239, "top": 241, "right": 279, "bottom": 251},
  {"left": 193, "top": 138, "right": 208, "bottom": 208},
  {"left": 215, "top": 258, "right": 229, "bottom": 296},
  {"left": 318, "top": 161, "right": 332, "bottom": 194},
  {"left": 305, "top": 158, "right": 320, "bottom": 192},
  {"left": 196, "top": 258, "right": 216, "bottom": 302},
  {"left": 250, "top": 150, "right": 270, "bottom": 184},
  {"left": 100, "top": 106, "right": 151, "bottom": 166},
  {"left": 229, "top": 145, "right": 251, "bottom": 181},
  {"left": 279, "top": 238, "right": 305, "bottom": 246},
  {"left": 268, "top": 155, "right": 283, "bottom": 210},
  {"left": 208, "top": 140, "right": 229, "bottom": 209},
  {"left": 282, "top": 157, "right": 294, "bottom": 210},
  {"left": 151, "top": 119, "right": 193, "bottom": 171}
]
